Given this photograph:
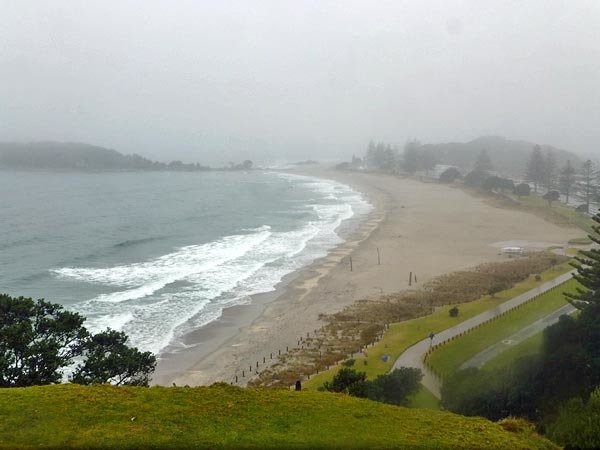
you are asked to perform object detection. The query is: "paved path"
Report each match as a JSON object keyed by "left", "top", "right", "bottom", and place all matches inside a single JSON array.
[
  {"left": 391, "top": 270, "right": 575, "bottom": 398},
  {"left": 460, "top": 303, "right": 576, "bottom": 369}
]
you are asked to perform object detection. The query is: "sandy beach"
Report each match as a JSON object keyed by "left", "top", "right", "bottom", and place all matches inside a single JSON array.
[{"left": 153, "top": 169, "right": 584, "bottom": 386}]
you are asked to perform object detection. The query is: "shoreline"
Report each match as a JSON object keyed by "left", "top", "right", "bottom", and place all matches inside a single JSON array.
[
  {"left": 153, "top": 168, "right": 583, "bottom": 387},
  {"left": 152, "top": 170, "right": 384, "bottom": 385}
]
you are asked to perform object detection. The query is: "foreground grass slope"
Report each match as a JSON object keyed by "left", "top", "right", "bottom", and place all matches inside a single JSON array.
[{"left": 0, "top": 384, "right": 558, "bottom": 449}]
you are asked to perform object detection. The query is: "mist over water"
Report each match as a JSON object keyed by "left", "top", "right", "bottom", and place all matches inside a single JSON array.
[{"left": 0, "top": 171, "right": 370, "bottom": 354}]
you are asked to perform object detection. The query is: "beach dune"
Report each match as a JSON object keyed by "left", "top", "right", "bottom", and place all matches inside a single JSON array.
[{"left": 154, "top": 169, "right": 583, "bottom": 387}]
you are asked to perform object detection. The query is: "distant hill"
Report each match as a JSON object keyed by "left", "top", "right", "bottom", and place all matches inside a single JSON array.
[
  {"left": 0, "top": 384, "right": 558, "bottom": 449},
  {"left": 421, "top": 136, "right": 583, "bottom": 178},
  {"left": 0, "top": 142, "right": 210, "bottom": 172}
]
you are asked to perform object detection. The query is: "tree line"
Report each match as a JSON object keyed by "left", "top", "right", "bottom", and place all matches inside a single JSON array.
[{"left": 350, "top": 138, "right": 597, "bottom": 212}]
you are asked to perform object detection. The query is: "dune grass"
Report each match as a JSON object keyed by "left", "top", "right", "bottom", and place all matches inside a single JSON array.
[
  {"left": 427, "top": 279, "right": 579, "bottom": 378},
  {"left": 0, "top": 383, "right": 559, "bottom": 449},
  {"left": 303, "top": 264, "right": 571, "bottom": 392}
]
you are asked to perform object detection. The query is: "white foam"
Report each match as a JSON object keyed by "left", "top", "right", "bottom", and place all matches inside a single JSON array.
[{"left": 57, "top": 173, "right": 372, "bottom": 355}]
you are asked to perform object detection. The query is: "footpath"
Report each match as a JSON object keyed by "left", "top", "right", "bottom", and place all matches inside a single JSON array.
[{"left": 391, "top": 270, "right": 576, "bottom": 398}]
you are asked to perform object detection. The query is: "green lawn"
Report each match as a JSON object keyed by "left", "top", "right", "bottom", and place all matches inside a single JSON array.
[
  {"left": 517, "top": 194, "right": 594, "bottom": 234},
  {"left": 0, "top": 384, "right": 559, "bottom": 449},
  {"left": 303, "top": 264, "right": 572, "bottom": 392},
  {"left": 427, "top": 279, "right": 579, "bottom": 378},
  {"left": 482, "top": 332, "right": 544, "bottom": 371}
]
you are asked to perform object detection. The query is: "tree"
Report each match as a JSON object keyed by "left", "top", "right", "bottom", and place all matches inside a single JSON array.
[
  {"left": 419, "top": 149, "right": 437, "bottom": 175},
  {"left": 365, "top": 368, "right": 422, "bottom": 406},
  {"left": 543, "top": 150, "right": 557, "bottom": 189},
  {"left": 0, "top": 295, "right": 156, "bottom": 387},
  {"left": 439, "top": 167, "right": 462, "bottom": 183},
  {"left": 582, "top": 160, "right": 596, "bottom": 213},
  {"left": 514, "top": 183, "right": 531, "bottom": 198},
  {"left": 547, "top": 388, "right": 600, "bottom": 449},
  {"left": 474, "top": 149, "right": 493, "bottom": 172},
  {"left": 525, "top": 145, "right": 545, "bottom": 192},
  {"left": 560, "top": 160, "right": 576, "bottom": 204},
  {"left": 71, "top": 329, "right": 156, "bottom": 386},
  {"left": 566, "top": 212, "right": 600, "bottom": 310},
  {"left": 464, "top": 170, "right": 489, "bottom": 188},
  {"left": 242, "top": 160, "right": 253, "bottom": 170},
  {"left": 0, "top": 295, "right": 87, "bottom": 387},
  {"left": 543, "top": 190, "right": 560, "bottom": 207},
  {"left": 402, "top": 140, "right": 420, "bottom": 174},
  {"left": 323, "top": 368, "right": 368, "bottom": 397}
]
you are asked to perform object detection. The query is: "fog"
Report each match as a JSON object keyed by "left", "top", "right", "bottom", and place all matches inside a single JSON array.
[{"left": 1, "top": 1, "right": 599, "bottom": 164}]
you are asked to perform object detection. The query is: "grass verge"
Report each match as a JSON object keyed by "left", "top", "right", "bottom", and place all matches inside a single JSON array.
[
  {"left": 0, "top": 383, "right": 559, "bottom": 449},
  {"left": 427, "top": 279, "right": 579, "bottom": 378}
]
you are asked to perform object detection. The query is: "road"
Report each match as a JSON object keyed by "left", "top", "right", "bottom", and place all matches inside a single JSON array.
[{"left": 391, "top": 270, "right": 575, "bottom": 398}]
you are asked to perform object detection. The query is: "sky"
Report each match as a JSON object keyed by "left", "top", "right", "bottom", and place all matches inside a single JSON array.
[{"left": 1, "top": 0, "right": 599, "bottom": 164}]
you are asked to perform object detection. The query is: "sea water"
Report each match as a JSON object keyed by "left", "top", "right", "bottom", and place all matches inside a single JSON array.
[{"left": 0, "top": 170, "right": 370, "bottom": 355}]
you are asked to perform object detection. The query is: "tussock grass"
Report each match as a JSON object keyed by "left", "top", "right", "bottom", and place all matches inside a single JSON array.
[{"left": 0, "top": 383, "right": 559, "bottom": 449}]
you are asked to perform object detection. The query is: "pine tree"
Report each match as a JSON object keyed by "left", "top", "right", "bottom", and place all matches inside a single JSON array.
[
  {"left": 474, "top": 149, "right": 493, "bottom": 172},
  {"left": 403, "top": 140, "right": 420, "bottom": 174},
  {"left": 525, "top": 145, "right": 545, "bottom": 192},
  {"left": 581, "top": 160, "right": 596, "bottom": 213},
  {"left": 566, "top": 213, "right": 600, "bottom": 310},
  {"left": 543, "top": 150, "right": 557, "bottom": 189},
  {"left": 560, "top": 160, "right": 576, "bottom": 204}
]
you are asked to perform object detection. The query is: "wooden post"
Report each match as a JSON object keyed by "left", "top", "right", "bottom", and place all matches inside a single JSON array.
[{"left": 377, "top": 247, "right": 381, "bottom": 265}]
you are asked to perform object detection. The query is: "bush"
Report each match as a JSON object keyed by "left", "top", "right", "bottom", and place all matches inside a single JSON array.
[
  {"left": 547, "top": 389, "right": 600, "bottom": 449},
  {"left": 464, "top": 170, "right": 489, "bottom": 188},
  {"left": 449, "top": 306, "right": 459, "bottom": 317},
  {"left": 439, "top": 167, "right": 462, "bottom": 183},
  {"left": 543, "top": 190, "right": 560, "bottom": 206},
  {"left": 323, "top": 367, "right": 422, "bottom": 406},
  {"left": 514, "top": 183, "right": 531, "bottom": 197},
  {"left": 323, "top": 368, "right": 368, "bottom": 397},
  {"left": 366, "top": 368, "right": 423, "bottom": 406}
]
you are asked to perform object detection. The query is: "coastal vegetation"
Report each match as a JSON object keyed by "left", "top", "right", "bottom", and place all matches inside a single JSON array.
[
  {"left": 0, "top": 383, "right": 560, "bottom": 449},
  {"left": 0, "top": 294, "right": 155, "bottom": 387},
  {"left": 250, "top": 253, "right": 567, "bottom": 388}
]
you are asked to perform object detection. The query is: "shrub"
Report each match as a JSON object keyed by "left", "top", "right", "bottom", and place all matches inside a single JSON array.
[
  {"left": 449, "top": 306, "right": 459, "bottom": 317},
  {"left": 439, "top": 167, "right": 462, "bottom": 183},
  {"left": 514, "top": 183, "right": 531, "bottom": 198}
]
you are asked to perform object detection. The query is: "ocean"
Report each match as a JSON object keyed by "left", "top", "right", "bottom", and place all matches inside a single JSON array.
[{"left": 0, "top": 170, "right": 370, "bottom": 355}]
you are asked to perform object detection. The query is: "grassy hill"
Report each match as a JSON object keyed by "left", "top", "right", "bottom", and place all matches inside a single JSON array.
[{"left": 0, "top": 384, "right": 558, "bottom": 449}]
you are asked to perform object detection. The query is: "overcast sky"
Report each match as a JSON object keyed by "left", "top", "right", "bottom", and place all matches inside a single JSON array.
[{"left": 1, "top": 1, "right": 599, "bottom": 164}]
